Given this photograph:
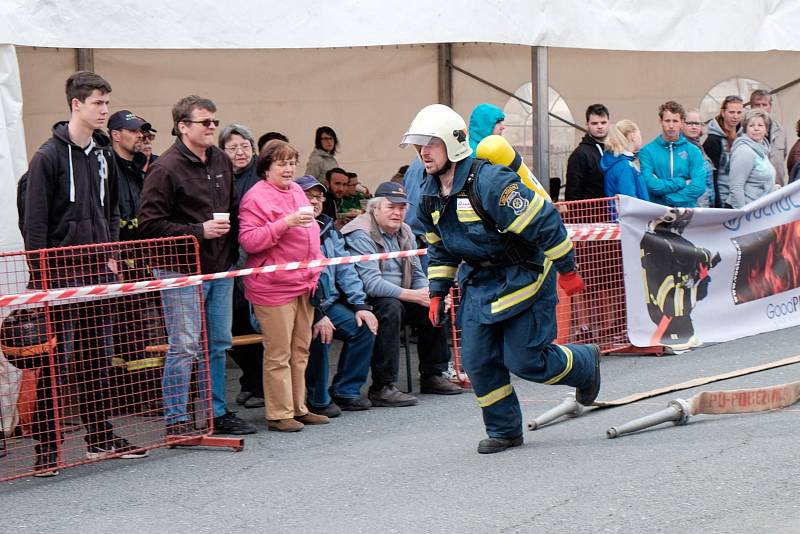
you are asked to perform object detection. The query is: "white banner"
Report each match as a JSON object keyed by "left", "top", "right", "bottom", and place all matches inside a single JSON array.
[{"left": 619, "top": 182, "right": 800, "bottom": 349}]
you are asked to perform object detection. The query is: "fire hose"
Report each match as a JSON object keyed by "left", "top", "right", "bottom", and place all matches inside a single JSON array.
[{"left": 527, "top": 354, "right": 800, "bottom": 431}]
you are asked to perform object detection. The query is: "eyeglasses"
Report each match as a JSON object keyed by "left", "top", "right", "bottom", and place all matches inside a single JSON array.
[
  {"left": 684, "top": 122, "right": 703, "bottom": 127},
  {"left": 142, "top": 133, "right": 155, "bottom": 141},
  {"left": 305, "top": 193, "right": 325, "bottom": 201},
  {"left": 183, "top": 118, "right": 220, "bottom": 128},
  {"left": 224, "top": 144, "right": 252, "bottom": 154},
  {"left": 723, "top": 95, "right": 743, "bottom": 104}
]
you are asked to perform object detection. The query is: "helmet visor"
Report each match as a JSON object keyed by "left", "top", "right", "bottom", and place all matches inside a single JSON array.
[{"left": 400, "top": 133, "right": 435, "bottom": 147}]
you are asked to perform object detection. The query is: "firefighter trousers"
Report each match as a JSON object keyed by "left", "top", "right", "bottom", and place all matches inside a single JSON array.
[{"left": 459, "top": 279, "right": 597, "bottom": 438}]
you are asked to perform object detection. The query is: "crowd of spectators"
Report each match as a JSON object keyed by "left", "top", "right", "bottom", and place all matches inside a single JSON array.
[
  {"left": 17, "top": 70, "right": 797, "bottom": 473},
  {"left": 567, "top": 91, "right": 790, "bottom": 209}
]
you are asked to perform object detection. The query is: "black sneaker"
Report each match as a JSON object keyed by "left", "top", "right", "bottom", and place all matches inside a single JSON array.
[
  {"left": 332, "top": 396, "right": 372, "bottom": 411},
  {"left": 33, "top": 450, "right": 59, "bottom": 477},
  {"left": 87, "top": 436, "right": 148, "bottom": 459},
  {"left": 213, "top": 411, "right": 257, "bottom": 435},
  {"left": 308, "top": 403, "right": 342, "bottom": 418},
  {"left": 477, "top": 435, "right": 523, "bottom": 454},
  {"left": 576, "top": 344, "right": 602, "bottom": 406}
]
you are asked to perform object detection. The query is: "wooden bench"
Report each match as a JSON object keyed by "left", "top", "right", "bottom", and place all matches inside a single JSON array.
[{"left": 145, "top": 334, "right": 263, "bottom": 354}]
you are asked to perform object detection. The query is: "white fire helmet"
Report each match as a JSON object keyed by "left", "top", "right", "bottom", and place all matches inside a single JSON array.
[{"left": 400, "top": 104, "right": 472, "bottom": 162}]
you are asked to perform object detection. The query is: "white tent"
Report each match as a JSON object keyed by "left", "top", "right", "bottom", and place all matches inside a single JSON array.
[{"left": 1, "top": 0, "right": 800, "bottom": 252}]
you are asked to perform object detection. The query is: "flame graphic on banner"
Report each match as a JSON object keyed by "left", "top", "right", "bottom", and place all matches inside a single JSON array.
[{"left": 733, "top": 220, "right": 800, "bottom": 304}]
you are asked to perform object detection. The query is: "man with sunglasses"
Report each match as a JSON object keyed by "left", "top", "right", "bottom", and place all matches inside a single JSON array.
[
  {"left": 139, "top": 95, "right": 256, "bottom": 436},
  {"left": 140, "top": 126, "right": 158, "bottom": 173}
]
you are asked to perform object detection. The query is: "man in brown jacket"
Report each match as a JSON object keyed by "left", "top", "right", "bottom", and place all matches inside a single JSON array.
[{"left": 138, "top": 95, "right": 255, "bottom": 436}]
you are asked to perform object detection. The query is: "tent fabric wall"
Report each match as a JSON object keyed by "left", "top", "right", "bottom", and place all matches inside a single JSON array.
[
  {"left": 18, "top": 46, "right": 438, "bottom": 190},
  {"left": 1, "top": 1, "right": 799, "bottom": 52},
  {"left": 0, "top": 45, "right": 25, "bottom": 252},
  {"left": 17, "top": 45, "right": 800, "bottom": 192}
]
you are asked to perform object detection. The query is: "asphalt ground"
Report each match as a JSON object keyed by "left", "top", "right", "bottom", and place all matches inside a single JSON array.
[{"left": 3, "top": 326, "right": 800, "bottom": 533}]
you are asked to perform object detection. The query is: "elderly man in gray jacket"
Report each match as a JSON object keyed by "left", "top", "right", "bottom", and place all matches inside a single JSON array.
[{"left": 342, "top": 182, "right": 463, "bottom": 407}]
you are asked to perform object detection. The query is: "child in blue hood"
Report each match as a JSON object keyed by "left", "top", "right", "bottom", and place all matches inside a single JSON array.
[
  {"left": 468, "top": 103, "right": 505, "bottom": 152},
  {"left": 601, "top": 119, "right": 648, "bottom": 201}
]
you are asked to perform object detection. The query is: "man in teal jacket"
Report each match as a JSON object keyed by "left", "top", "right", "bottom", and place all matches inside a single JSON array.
[{"left": 639, "top": 101, "right": 707, "bottom": 207}]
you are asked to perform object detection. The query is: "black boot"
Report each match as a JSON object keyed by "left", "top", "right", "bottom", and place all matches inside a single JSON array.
[
  {"left": 477, "top": 435, "right": 523, "bottom": 454},
  {"left": 576, "top": 344, "right": 601, "bottom": 406}
]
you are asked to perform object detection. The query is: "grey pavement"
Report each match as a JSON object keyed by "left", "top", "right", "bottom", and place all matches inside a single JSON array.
[{"left": 4, "top": 326, "right": 800, "bottom": 533}]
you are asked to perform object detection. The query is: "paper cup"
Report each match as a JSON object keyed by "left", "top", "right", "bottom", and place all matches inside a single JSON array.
[
  {"left": 299, "top": 206, "right": 314, "bottom": 214},
  {"left": 213, "top": 212, "right": 230, "bottom": 221}
]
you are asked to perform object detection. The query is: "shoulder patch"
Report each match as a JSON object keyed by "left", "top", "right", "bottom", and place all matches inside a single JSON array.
[
  {"left": 498, "top": 183, "right": 519, "bottom": 206},
  {"left": 504, "top": 190, "right": 529, "bottom": 216}
]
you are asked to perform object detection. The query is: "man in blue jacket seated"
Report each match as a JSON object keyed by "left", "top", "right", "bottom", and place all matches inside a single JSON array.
[
  {"left": 403, "top": 104, "right": 601, "bottom": 454},
  {"left": 295, "top": 175, "right": 379, "bottom": 415},
  {"left": 342, "top": 182, "right": 464, "bottom": 407},
  {"left": 639, "top": 101, "right": 707, "bottom": 207}
]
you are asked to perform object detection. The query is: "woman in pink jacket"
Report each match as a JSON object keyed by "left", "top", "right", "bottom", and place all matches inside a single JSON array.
[{"left": 239, "top": 140, "right": 326, "bottom": 432}]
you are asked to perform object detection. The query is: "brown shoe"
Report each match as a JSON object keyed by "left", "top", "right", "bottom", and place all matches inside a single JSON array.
[
  {"left": 368, "top": 384, "right": 418, "bottom": 407},
  {"left": 267, "top": 418, "right": 304, "bottom": 432},
  {"left": 294, "top": 412, "right": 330, "bottom": 425},
  {"left": 420, "top": 374, "right": 464, "bottom": 395}
]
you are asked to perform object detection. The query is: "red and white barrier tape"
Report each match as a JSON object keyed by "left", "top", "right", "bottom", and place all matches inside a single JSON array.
[
  {"left": 1, "top": 222, "right": 620, "bottom": 307},
  {"left": 566, "top": 223, "right": 620, "bottom": 242},
  {"left": 0, "top": 249, "right": 427, "bottom": 308}
]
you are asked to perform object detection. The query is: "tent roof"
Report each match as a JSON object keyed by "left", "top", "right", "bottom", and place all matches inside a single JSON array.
[{"left": 2, "top": 0, "right": 799, "bottom": 52}]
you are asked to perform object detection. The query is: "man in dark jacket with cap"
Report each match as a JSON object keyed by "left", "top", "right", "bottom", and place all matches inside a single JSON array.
[
  {"left": 108, "top": 110, "right": 152, "bottom": 241},
  {"left": 23, "top": 71, "right": 147, "bottom": 476},
  {"left": 565, "top": 104, "right": 609, "bottom": 201}
]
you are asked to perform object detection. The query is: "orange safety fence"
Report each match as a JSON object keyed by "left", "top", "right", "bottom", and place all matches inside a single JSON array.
[
  {"left": 0, "top": 236, "right": 242, "bottom": 482},
  {"left": 448, "top": 197, "right": 657, "bottom": 388}
]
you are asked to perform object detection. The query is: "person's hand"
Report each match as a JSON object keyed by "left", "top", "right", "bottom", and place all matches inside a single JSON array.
[
  {"left": 285, "top": 210, "right": 314, "bottom": 228},
  {"left": 354, "top": 310, "right": 379, "bottom": 335},
  {"left": 429, "top": 294, "right": 447, "bottom": 327},
  {"left": 444, "top": 293, "right": 452, "bottom": 313},
  {"left": 202, "top": 219, "right": 231, "bottom": 239},
  {"left": 312, "top": 316, "right": 335, "bottom": 344},
  {"left": 411, "top": 287, "right": 430, "bottom": 307},
  {"left": 558, "top": 271, "right": 585, "bottom": 296}
]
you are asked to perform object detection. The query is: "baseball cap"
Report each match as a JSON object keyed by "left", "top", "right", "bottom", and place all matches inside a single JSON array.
[
  {"left": 295, "top": 175, "right": 327, "bottom": 193},
  {"left": 374, "top": 182, "right": 410, "bottom": 204},
  {"left": 137, "top": 116, "right": 157, "bottom": 133},
  {"left": 108, "top": 110, "right": 151, "bottom": 131}
]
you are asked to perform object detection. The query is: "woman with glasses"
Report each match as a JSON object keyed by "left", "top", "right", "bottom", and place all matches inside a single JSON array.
[
  {"left": 239, "top": 140, "right": 328, "bottom": 432},
  {"left": 304, "top": 126, "right": 340, "bottom": 183},
  {"left": 219, "top": 124, "right": 265, "bottom": 409},
  {"left": 704, "top": 95, "right": 744, "bottom": 207},
  {"left": 682, "top": 110, "right": 715, "bottom": 207},
  {"left": 727, "top": 109, "right": 778, "bottom": 209}
]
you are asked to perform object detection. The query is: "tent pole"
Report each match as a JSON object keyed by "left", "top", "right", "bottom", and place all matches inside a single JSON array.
[
  {"left": 531, "top": 46, "right": 549, "bottom": 194},
  {"left": 76, "top": 48, "right": 94, "bottom": 71},
  {"left": 438, "top": 44, "right": 452, "bottom": 106}
]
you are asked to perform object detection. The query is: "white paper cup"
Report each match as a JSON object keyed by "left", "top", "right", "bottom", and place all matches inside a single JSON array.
[
  {"left": 298, "top": 206, "right": 314, "bottom": 214},
  {"left": 213, "top": 212, "right": 230, "bottom": 221}
]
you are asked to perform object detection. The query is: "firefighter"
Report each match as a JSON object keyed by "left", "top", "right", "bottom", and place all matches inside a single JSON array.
[
  {"left": 640, "top": 207, "right": 720, "bottom": 349},
  {"left": 402, "top": 104, "right": 601, "bottom": 454}
]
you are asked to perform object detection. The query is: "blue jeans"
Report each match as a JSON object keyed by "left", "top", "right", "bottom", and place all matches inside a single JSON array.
[
  {"left": 155, "top": 270, "right": 233, "bottom": 423},
  {"left": 306, "top": 302, "right": 375, "bottom": 407}
]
